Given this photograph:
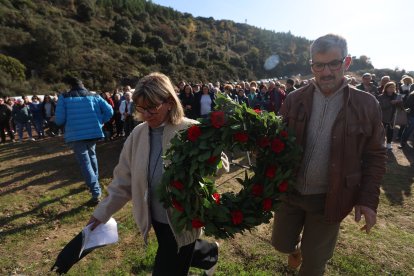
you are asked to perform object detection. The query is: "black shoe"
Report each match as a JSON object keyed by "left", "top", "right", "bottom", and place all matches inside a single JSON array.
[{"left": 87, "top": 197, "right": 101, "bottom": 206}]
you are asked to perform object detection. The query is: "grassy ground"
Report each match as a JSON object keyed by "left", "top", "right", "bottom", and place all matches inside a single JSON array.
[{"left": 0, "top": 136, "right": 413, "bottom": 275}]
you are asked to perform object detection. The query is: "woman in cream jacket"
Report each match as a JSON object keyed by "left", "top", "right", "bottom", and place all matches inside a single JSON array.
[{"left": 88, "top": 72, "right": 221, "bottom": 275}]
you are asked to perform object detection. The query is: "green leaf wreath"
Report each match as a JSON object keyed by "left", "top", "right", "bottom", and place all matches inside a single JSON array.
[{"left": 158, "top": 95, "right": 302, "bottom": 239}]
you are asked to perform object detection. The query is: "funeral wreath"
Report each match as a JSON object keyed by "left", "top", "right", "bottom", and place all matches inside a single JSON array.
[{"left": 158, "top": 95, "right": 302, "bottom": 239}]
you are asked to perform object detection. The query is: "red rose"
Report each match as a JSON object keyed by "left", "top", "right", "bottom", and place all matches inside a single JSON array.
[
  {"left": 207, "top": 155, "right": 218, "bottom": 165},
  {"left": 231, "top": 210, "right": 243, "bottom": 225},
  {"left": 263, "top": 198, "right": 272, "bottom": 211},
  {"left": 171, "top": 180, "right": 184, "bottom": 190},
  {"left": 212, "top": 192, "right": 221, "bottom": 204},
  {"left": 191, "top": 218, "right": 205, "bottom": 228},
  {"left": 271, "top": 138, "right": 285, "bottom": 153},
  {"left": 265, "top": 165, "right": 277, "bottom": 179},
  {"left": 280, "top": 130, "right": 288, "bottom": 138},
  {"left": 210, "top": 111, "right": 225, "bottom": 128},
  {"left": 279, "top": 181, "right": 288, "bottom": 192},
  {"left": 254, "top": 109, "right": 261, "bottom": 114},
  {"left": 234, "top": 132, "right": 248, "bottom": 143},
  {"left": 257, "top": 136, "right": 270, "bottom": 148},
  {"left": 252, "top": 184, "right": 264, "bottom": 197},
  {"left": 172, "top": 199, "right": 184, "bottom": 212},
  {"left": 187, "top": 125, "right": 201, "bottom": 142}
]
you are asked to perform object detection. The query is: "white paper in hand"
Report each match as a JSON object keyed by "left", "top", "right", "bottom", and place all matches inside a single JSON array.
[{"left": 80, "top": 217, "right": 118, "bottom": 257}]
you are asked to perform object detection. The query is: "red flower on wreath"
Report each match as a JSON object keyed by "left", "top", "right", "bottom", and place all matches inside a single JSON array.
[
  {"left": 252, "top": 184, "right": 264, "bottom": 197},
  {"left": 187, "top": 125, "right": 201, "bottom": 142},
  {"left": 278, "top": 181, "right": 288, "bottom": 192},
  {"left": 231, "top": 210, "right": 243, "bottom": 225},
  {"left": 254, "top": 109, "right": 261, "bottom": 114},
  {"left": 210, "top": 111, "right": 225, "bottom": 128},
  {"left": 280, "top": 130, "right": 288, "bottom": 138},
  {"left": 171, "top": 180, "right": 184, "bottom": 190},
  {"left": 257, "top": 136, "right": 270, "bottom": 148},
  {"left": 263, "top": 198, "right": 272, "bottom": 211},
  {"left": 234, "top": 132, "right": 248, "bottom": 143},
  {"left": 207, "top": 155, "right": 218, "bottom": 165},
  {"left": 265, "top": 165, "right": 277, "bottom": 179},
  {"left": 212, "top": 193, "right": 221, "bottom": 204},
  {"left": 191, "top": 218, "right": 205, "bottom": 228},
  {"left": 271, "top": 138, "right": 285, "bottom": 153},
  {"left": 172, "top": 199, "right": 184, "bottom": 212}
]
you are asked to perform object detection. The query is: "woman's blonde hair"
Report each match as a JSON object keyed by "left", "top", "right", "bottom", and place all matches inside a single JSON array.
[
  {"left": 402, "top": 76, "right": 413, "bottom": 85},
  {"left": 132, "top": 72, "right": 184, "bottom": 125}
]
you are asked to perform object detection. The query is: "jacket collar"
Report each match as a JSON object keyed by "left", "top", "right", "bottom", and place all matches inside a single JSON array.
[{"left": 299, "top": 79, "right": 352, "bottom": 116}]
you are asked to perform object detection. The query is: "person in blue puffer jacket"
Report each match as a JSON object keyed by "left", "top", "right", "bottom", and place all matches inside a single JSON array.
[
  {"left": 29, "top": 95, "right": 45, "bottom": 139},
  {"left": 55, "top": 77, "right": 113, "bottom": 204}
]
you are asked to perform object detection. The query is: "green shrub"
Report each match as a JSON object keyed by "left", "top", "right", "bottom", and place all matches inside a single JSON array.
[
  {"left": 136, "top": 47, "right": 156, "bottom": 65},
  {"left": 112, "top": 27, "right": 132, "bottom": 44},
  {"left": 0, "top": 54, "right": 26, "bottom": 81},
  {"left": 156, "top": 48, "right": 175, "bottom": 66},
  {"left": 146, "top": 35, "right": 164, "bottom": 51},
  {"left": 76, "top": 0, "right": 95, "bottom": 22},
  {"left": 232, "top": 40, "right": 249, "bottom": 54},
  {"left": 229, "top": 56, "right": 246, "bottom": 68},
  {"left": 131, "top": 29, "right": 146, "bottom": 47},
  {"left": 185, "top": 51, "right": 199, "bottom": 66}
]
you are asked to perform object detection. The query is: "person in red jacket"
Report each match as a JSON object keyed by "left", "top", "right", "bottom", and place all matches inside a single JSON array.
[
  {"left": 101, "top": 92, "right": 115, "bottom": 141},
  {"left": 271, "top": 34, "right": 386, "bottom": 275}
]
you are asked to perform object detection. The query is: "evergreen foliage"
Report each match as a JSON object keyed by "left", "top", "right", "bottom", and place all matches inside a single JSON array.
[
  {"left": 146, "top": 35, "right": 164, "bottom": 51},
  {"left": 0, "top": 53, "right": 26, "bottom": 81},
  {"left": 0, "top": 0, "right": 387, "bottom": 96},
  {"left": 131, "top": 29, "right": 145, "bottom": 47},
  {"left": 76, "top": 0, "right": 95, "bottom": 22}
]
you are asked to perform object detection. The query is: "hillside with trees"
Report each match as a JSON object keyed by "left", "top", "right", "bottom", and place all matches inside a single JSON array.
[{"left": 1, "top": 0, "right": 378, "bottom": 96}]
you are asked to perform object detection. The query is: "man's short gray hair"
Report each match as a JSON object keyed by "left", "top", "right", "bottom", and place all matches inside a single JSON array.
[{"left": 310, "top": 34, "right": 348, "bottom": 59}]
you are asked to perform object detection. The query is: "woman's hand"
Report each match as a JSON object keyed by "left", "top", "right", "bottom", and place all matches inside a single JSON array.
[{"left": 87, "top": 216, "right": 102, "bottom": 231}]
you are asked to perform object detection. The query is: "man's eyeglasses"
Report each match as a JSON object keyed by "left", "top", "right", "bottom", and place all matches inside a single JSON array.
[
  {"left": 135, "top": 102, "right": 164, "bottom": 115},
  {"left": 310, "top": 57, "right": 346, "bottom": 72}
]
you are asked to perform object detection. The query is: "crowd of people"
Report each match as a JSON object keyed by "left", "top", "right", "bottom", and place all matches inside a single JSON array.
[
  {"left": 0, "top": 94, "right": 63, "bottom": 143},
  {"left": 1, "top": 73, "right": 413, "bottom": 148},
  {"left": 355, "top": 73, "right": 414, "bottom": 149}
]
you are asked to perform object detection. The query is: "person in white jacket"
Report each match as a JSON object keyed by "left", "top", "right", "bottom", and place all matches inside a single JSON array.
[
  {"left": 88, "top": 72, "right": 224, "bottom": 276},
  {"left": 118, "top": 91, "right": 134, "bottom": 137}
]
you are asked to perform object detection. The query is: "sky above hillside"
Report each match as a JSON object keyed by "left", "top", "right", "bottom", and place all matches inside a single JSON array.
[{"left": 153, "top": 0, "right": 414, "bottom": 72}]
